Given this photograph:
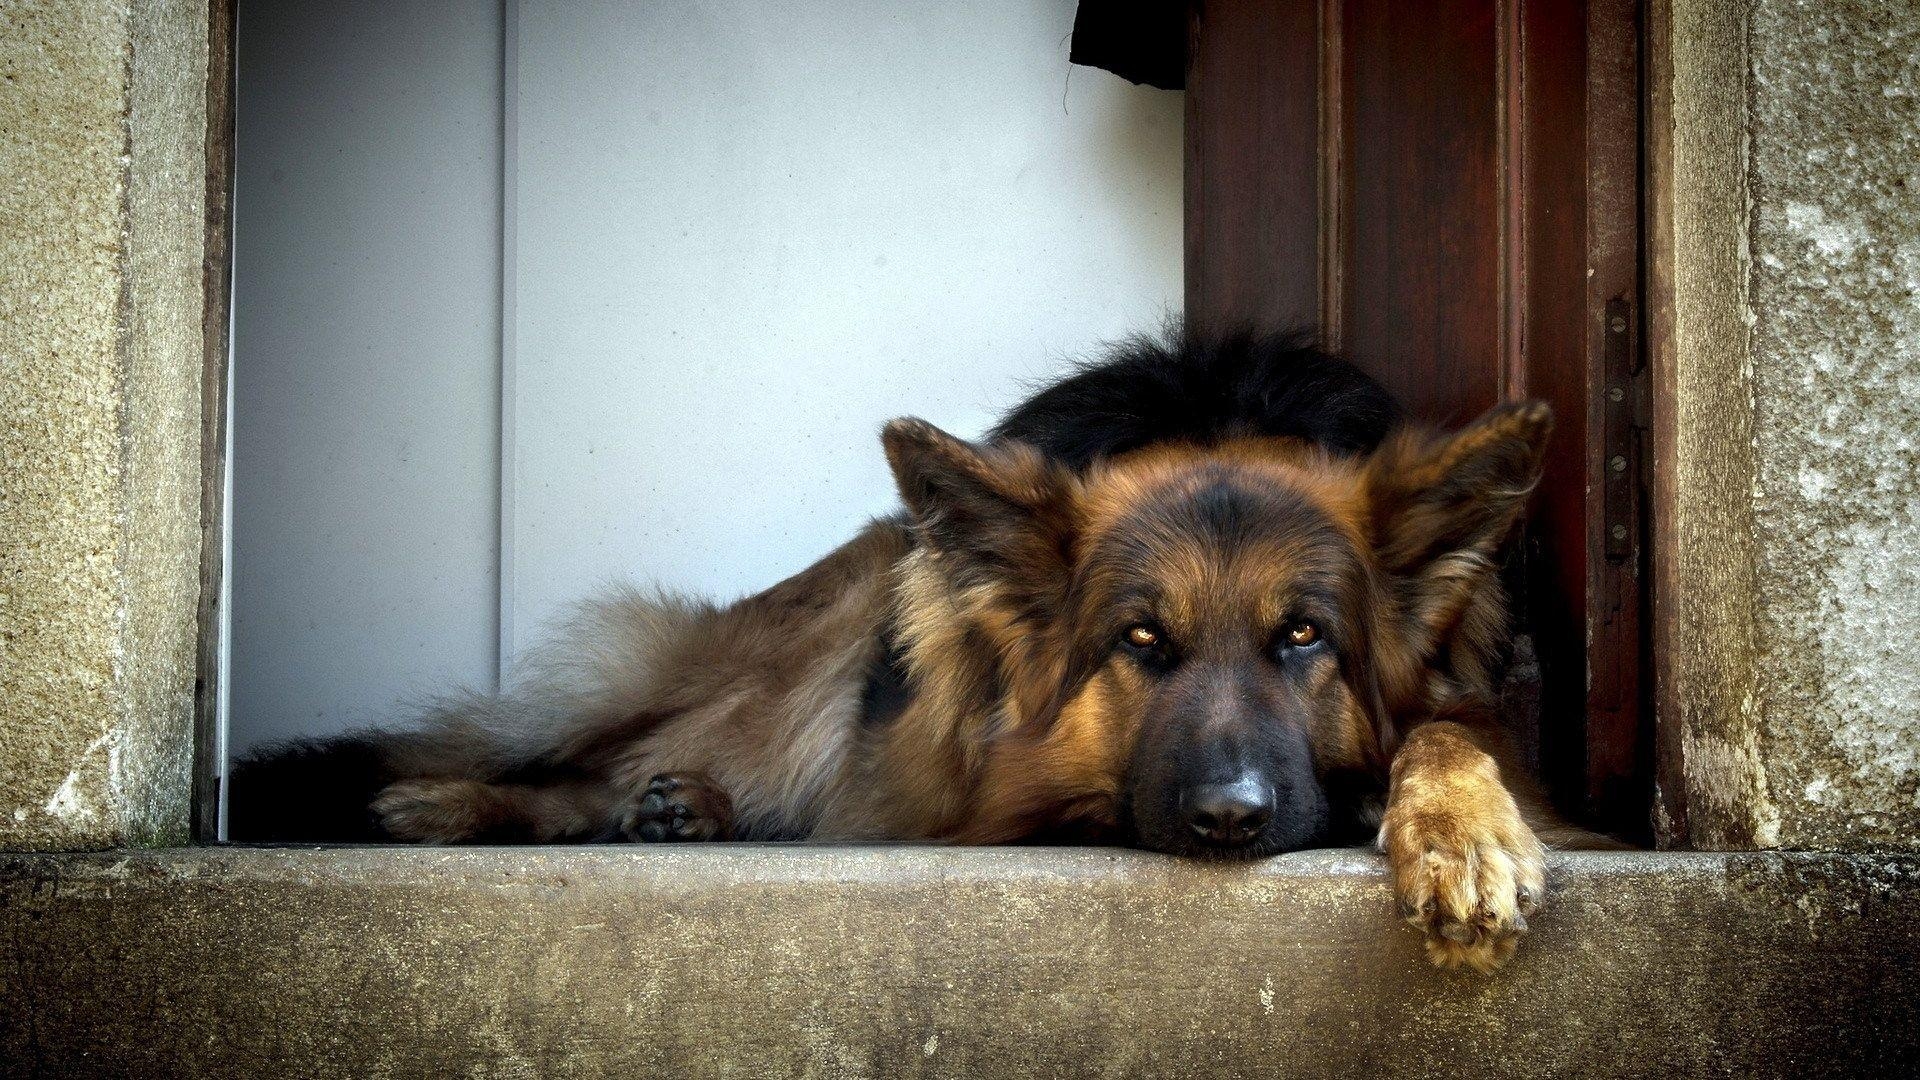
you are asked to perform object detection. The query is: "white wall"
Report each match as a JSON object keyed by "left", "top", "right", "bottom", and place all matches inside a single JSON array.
[
  {"left": 230, "top": 0, "right": 1181, "bottom": 752},
  {"left": 509, "top": 0, "right": 1184, "bottom": 643},
  {"left": 230, "top": 0, "right": 504, "bottom": 755}
]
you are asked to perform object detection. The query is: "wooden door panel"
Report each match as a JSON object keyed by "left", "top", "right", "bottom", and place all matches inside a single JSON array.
[
  {"left": 1184, "top": 0, "right": 1321, "bottom": 330},
  {"left": 1341, "top": 0, "right": 1504, "bottom": 423},
  {"left": 1185, "top": 0, "right": 1646, "bottom": 837}
]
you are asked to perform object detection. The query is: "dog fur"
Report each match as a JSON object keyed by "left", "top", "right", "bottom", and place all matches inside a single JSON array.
[{"left": 231, "top": 327, "right": 1595, "bottom": 971}]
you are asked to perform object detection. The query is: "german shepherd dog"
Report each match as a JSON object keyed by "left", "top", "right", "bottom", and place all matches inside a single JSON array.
[{"left": 233, "top": 327, "right": 1597, "bottom": 971}]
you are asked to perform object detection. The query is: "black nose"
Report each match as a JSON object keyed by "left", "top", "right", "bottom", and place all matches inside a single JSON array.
[{"left": 1186, "top": 775, "right": 1274, "bottom": 846}]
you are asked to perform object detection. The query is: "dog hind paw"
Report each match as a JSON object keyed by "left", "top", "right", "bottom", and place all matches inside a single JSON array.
[
  {"left": 619, "top": 773, "right": 734, "bottom": 842},
  {"left": 372, "top": 778, "right": 496, "bottom": 844}
]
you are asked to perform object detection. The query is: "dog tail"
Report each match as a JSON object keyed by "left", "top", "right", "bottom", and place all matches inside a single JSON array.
[
  {"left": 225, "top": 585, "right": 712, "bottom": 842},
  {"left": 991, "top": 322, "right": 1402, "bottom": 468},
  {"left": 226, "top": 733, "right": 409, "bottom": 843}
]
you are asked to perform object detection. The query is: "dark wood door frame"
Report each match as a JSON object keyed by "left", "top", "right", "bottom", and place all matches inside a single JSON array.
[
  {"left": 1186, "top": 0, "right": 1650, "bottom": 839},
  {"left": 194, "top": 0, "right": 238, "bottom": 842}
]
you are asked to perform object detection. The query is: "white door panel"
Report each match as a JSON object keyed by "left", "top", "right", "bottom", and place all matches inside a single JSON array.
[
  {"left": 507, "top": 0, "right": 1181, "bottom": 642},
  {"left": 230, "top": 0, "right": 1180, "bottom": 753},
  {"left": 229, "top": 0, "right": 504, "bottom": 753}
]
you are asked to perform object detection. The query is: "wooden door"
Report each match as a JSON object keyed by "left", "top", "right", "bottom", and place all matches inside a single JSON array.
[{"left": 1185, "top": 0, "right": 1647, "bottom": 838}]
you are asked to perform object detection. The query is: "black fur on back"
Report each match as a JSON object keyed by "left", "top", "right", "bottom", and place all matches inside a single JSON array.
[
  {"left": 226, "top": 736, "right": 395, "bottom": 843},
  {"left": 990, "top": 324, "right": 1401, "bottom": 468}
]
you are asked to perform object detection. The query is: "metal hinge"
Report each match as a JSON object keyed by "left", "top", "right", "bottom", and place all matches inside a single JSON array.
[{"left": 1601, "top": 297, "right": 1645, "bottom": 562}]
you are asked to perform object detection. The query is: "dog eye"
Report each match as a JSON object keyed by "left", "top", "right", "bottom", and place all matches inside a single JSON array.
[
  {"left": 1284, "top": 622, "right": 1321, "bottom": 648},
  {"left": 1123, "top": 625, "right": 1161, "bottom": 649}
]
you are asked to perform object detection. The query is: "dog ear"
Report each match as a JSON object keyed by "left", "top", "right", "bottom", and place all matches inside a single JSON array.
[
  {"left": 884, "top": 419, "right": 1090, "bottom": 730},
  {"left": 882, "top": 418, "right": 1078, "bottom": 579},
  {"left": 1363, "top": 401, "right": 1552, "bottom": 660}
]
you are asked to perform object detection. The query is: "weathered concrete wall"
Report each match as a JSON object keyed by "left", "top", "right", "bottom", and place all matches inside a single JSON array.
[
  {"left": 1743, "top": 1, "right": 1920, "bottom": 848},
  {"left": 0, "top": 0, "right": 209, "bottom": 849},
  {"left": 1661, "top": 0, "right": 1920, "bottom": 849},
  {"left": 0, "top": 847, "right": 1915, "bottom": 1078},
  {"left": 1657, "top": 0, "right": 1779, "bottom": 849}
]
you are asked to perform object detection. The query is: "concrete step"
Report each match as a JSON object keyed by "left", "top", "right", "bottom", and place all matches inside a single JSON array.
[{"left": 3, "top": 847, "right": 1915, "bottom": 1077}]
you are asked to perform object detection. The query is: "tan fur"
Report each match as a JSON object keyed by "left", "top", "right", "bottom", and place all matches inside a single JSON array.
[
  {"left": 1377, "top": 717, "right": 1547, "bottom": 973},
  {"left": 371, "top": 402, "right": 1597, "bottom": 971}
]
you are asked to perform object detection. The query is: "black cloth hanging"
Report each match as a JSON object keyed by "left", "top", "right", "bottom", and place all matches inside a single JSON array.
[{"left": 1068, "top": 0, "right": 1186, "bottom": 90}]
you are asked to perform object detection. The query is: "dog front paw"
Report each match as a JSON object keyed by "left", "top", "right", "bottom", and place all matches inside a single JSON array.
[
  {"left": 618, "top": 773, "right": 734, "bottom": 842},
  {"left": 1380, "top": 799, "right": 1546, "bottom": 973}
]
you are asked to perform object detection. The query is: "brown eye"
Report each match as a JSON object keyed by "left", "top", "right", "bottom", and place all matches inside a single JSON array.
[
  {"left": 1285, "top": 622, "right": 1320, "bottom": 648},
  {"left": 1124, "top": 625, "right": 1160, "bottom": 649}
]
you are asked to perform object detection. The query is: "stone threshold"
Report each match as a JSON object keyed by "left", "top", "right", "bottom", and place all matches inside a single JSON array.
[{"left": 3, "top": 847, "right": 1916, "bottom": 1077}]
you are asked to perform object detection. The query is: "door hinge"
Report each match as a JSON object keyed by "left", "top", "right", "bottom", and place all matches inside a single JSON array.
[{"left": 1601, "top": 296, "right": 1643, "bottom": 562}]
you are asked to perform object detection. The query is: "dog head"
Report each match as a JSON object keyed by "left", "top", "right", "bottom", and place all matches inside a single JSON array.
[{"left": 883, "top": 402, "right": 1551, "bottom": 857}]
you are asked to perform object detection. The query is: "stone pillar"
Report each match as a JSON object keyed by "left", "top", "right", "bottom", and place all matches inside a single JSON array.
[
  {"left": 0, "top": 0, "right": 210, "bottom": 850},
  {"left": 1658, "top": 0, "right": 1920, "bottom": 849},
  {"left": 1744, "top": 0, "right": 1920, "bottom": 848}
]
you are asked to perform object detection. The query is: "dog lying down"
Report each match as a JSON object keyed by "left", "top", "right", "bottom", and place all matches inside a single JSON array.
[{"left": 232, "top": 326, "right": 1612, "bottom": 971}]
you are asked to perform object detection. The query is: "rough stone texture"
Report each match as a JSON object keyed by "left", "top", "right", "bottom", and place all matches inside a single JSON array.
[
  {"left": 1743, "top": 1, "right": 1920, "bottom": 848},
  {"left": 1659, "top": 0, "right": 1920, "bottom": 849},
  {"left": 0, "top": 847, "right": 1914, "bottom": 1078},
  {"left": 1657, "top": 0, "right": 1781, "bottom": 849},
  {"left": 0, "top": 0, "right": 208, "bottom": 849}
]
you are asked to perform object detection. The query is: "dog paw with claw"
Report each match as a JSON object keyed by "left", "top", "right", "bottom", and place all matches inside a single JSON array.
[{"left": 1378, "top": 724, "right": 1547, "bottom": 972}]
